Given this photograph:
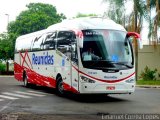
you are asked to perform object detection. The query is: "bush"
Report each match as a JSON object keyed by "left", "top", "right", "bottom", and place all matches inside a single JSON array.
[
  {"left": 139, "top": 66, "right": 157, "bottom": 80},
  {"left": 0, "top": 62, "right": 6, "bottom": 72}
]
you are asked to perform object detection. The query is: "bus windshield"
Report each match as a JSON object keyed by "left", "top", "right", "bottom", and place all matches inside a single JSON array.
[{"left": 80, "top": 29, "right": 133, "bottom": 70}]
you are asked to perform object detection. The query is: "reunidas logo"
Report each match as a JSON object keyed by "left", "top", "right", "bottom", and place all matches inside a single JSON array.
[{"left": 32, "top": 52, "right": 54, "bottom": 65}]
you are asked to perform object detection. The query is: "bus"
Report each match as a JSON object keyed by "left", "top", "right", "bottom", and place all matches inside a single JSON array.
[{"left": 14, "top": 17, "right": 142, "bottom": 95}]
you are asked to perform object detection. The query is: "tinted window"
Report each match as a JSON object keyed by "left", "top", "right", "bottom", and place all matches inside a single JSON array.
[
  {"left": 41, "top": 32, "right": 56, "bottom": 50},
  {"left": 57, "top": 31, "right": 76, "bottom": 58},
  {"left": 80, "top": 29, "right": 133, "bottom": 70},
  {"left": 32, "top": 35, "right": 45, "bottom": 51}
]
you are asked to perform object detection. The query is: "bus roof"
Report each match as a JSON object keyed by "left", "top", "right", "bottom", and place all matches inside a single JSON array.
[
  {"left": 47, "top": 17, "right": 126, "bottom": 32},
  {"left": 16, "top": 17, "right": 126, "bottom": 41},
  {"left": 16, "top": 29, "right": 46, "bottom": 41}
]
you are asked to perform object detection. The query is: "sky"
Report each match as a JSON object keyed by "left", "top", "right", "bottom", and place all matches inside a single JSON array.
[
  {"left": 0, "top": 0, "right": 150, "bottom": 44},
  {"left": 0, "top": 0, "right": 106, "bottom": 33}
]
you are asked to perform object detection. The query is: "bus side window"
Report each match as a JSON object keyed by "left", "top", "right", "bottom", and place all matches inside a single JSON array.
[
  {"left": 31, "top": 35, "right": 44, "bottom": 51},
  {"left": 57, "top": 31, "right": 73, "bottom": 58},
  {"left": 41, "top": 32, "right": 56, "bottom": 50},
  {"left": 15, "top": 37, "right": 33, "bottom": 53}
]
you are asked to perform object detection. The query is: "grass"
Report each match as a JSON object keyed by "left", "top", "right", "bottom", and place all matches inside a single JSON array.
[{"left": 137, "top": 80, "right": 160, "bottom": 85}]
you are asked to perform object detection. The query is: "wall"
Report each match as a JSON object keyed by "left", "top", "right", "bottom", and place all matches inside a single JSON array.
[{"left": 138, "top": 45, "right": 160, "bottom": 78}]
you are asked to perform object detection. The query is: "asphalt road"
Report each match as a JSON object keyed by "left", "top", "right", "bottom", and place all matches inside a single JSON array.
[{"left": 0, "top": 76, "right": 160, "bottom": 120}]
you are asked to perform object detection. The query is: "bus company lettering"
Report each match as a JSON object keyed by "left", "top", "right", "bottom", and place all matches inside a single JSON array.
[
  {"left": 32, "top": 52, "right": 54, "bottom": 65},
  {"left": 104, "top": 76, "right": 117, "bottom": 79}
]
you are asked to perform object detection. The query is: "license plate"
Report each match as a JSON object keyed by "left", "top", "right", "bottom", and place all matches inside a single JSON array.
[{"left": 106, "top": 86, "right": 115, "bottom": 90}]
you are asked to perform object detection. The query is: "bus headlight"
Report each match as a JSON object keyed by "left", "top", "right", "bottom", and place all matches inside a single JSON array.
[
  {"left": 125, "top": 78, "right": 135, "bottom": 83},
  {"left": 80, "top": 76, "right": 95, "bottom": 83}
]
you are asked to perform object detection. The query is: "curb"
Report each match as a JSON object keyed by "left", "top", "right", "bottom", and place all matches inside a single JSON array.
[
  {"left": 136, "top": 85, "right": 160, "bottom": 89},
  {"left": 0, "top": 75, "right": 14, "bottom": 77}
]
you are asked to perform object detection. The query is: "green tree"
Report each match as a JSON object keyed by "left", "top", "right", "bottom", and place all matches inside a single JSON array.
[
  {"left": 103, "top": 0, "right": 126, "bottom": 26},
  {"left": 0, "top": 33, "right": 13, "bottom": 59},
  {"left": 3, "top": 3, "right": 66, "bottom": 59},
  {"left": 103, "top": 0, "right": 148, "bottom": 33},
  {"left": 103, "top": 0, "right": 148, "bottom": 81},
  {"left": 75, "top": 13, "right": 97, "bottom": 18},
  {"left": 147, "top": 0, "right": 160, "bottom": 44},
  {"left": 8, "top": 3, "right": 66, "bottom": 35}
]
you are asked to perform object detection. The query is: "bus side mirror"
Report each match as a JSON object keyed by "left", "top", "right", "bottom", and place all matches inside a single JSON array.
[{"left": 127, "top": 32, "right": 143, "bottom": 49}]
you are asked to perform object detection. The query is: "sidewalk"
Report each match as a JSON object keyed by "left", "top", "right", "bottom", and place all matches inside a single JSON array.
[{"left": 136, "top": 85, "right": 160, "bottom": 88}]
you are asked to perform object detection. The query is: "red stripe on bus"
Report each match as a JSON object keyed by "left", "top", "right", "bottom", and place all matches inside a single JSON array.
[
  {"left": 72, "top": 65, "right": 135, "bottom": 83},
  {"left": 19, "top": 51, "right": 32, "bottom": 70},
  {"left": 26, "top": 51, "right": 33, "bottom": 69},
  {"left": 14, "top": 62, "right": 79, "bottom": 93},
  {"left": 63, "top": 82, "right": 79, "bottom": 94}
]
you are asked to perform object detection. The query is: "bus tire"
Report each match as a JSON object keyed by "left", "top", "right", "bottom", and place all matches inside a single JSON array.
[
  {"left": 56, "top": 77, "right": 64, "bottom": 95},
  {"left": 23, "top": 74, "right": 29, "bottom": 87}
]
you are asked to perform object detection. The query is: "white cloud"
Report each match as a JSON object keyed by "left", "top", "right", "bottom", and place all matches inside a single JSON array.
[{"left": 0, "top": 0, "right": 151, "bottom": 45}]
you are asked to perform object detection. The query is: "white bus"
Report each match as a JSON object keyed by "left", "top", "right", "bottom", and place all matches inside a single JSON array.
[{"left": 14, "top": 17, "right": 142, "bottom": 95}]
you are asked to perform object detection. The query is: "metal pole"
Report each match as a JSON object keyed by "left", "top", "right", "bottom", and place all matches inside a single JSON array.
[
  {"left": 134, "top": 0, "right": 138, "bottom": 81},
  {"left": 5, "top": 14, "right": 9, "bottom": 74},
  {"left": 5, "top": 14, "right": 9, "bottom": 30}
]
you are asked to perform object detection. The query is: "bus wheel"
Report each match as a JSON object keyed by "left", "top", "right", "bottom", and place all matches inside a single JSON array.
[
  {"left": 56, "top": 77, "right": 64, "bottom": 95},
  {"left": 23, "top": 75, "right": 29, "bottom": 87}
]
